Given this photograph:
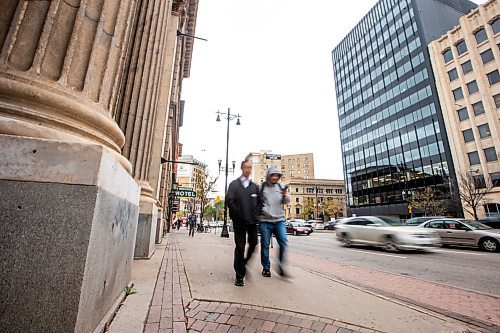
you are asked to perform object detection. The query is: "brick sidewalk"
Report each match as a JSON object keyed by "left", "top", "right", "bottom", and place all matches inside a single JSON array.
[
  {"left": 142, "top": 234, "right": 383, "bottom": 333},
  {"left": 288, "top": 252, "right": 500, "bottom": 333}
]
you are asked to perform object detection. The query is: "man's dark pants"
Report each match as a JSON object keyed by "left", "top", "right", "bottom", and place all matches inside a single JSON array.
[{"left": 233, "top": 223, "right": 258, "bottom": 280}]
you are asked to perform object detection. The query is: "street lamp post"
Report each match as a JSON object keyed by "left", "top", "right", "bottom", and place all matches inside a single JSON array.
[{"left": 216, "top": 108, "right": 241, "bottom": 238}]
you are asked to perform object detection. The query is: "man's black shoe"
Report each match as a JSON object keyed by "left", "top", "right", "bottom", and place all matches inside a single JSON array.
[
  {"left": 262, "top": 269, "right": 271, "bottom": 277},
  {"left": 234, "top": 278, "right": 244, "bottom": 287}
]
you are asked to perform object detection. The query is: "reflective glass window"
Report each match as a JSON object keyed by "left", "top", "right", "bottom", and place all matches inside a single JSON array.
[
  {"left": 462, "top": 129, "right": 474, "bottom": 143},
  {"left": 487, "top": 70, "right": 500, "bottom": 86},
  {"left": 461, "top": 60, "right": 473, "bottom": 74},
  {"left": 468, "top": 151, "right": 480, "bottom": 165},
  {"left": 457, "top": 107, "right": 469, "bottom": 121},
  {"left": 490, "top": 172, "right": 500, "bottom": 187},
  {"left": 455, "top": 40, "right": 467, "bottom": 55},
  {"left": 442, "top": 48, "right": 453, "bottom": 63},
  {"left": 478, "top": 123, "right": 491, "bottom": 138},
  {"left": 491, "top": 18, "right": 500, "bottom": 35},
  {"left": 493, "top": 94, "right": 500, "bottom": 108},
  {"left": 472, "top": 101, "right": 485, "bottom": 116},
  {"left": 467, "top": 80, "right": 479, "bottom": 94},
  {"left": 448, "top": 68, "right": 458, "bottom": 81},
  {"left": 484, "top": 147, "right": 498, "bottom": 162},
  {"left": 453, "top": 87, "right": 464, "bottom": 101},
  {"left": 475, "top": 28, "right": 488, "bottom": 44},
  {"left": 481, "top": 49, "right": 494, "bottom": 64}
]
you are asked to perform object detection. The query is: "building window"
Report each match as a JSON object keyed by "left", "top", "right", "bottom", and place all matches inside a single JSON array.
[
  {"left": 481, "top": 49, "right": 494, "bottom": 64},
  {"left": 453, "top": 87, "right": 464, "bottom": 101},
  {"left": 455, "top": 40, "right": 467, "bottom": 55},
  {"left": 478, "top": 123, "right": 491, "bottom": 138},
  {"left": 493, "top": 94, "right": 500, "bottom": 108},
  {"left": 485, "top": 203, "right": 500, "bottom": 214},
  {"left": 296, "top": 207, "right": 300, "bottom": 215},
  {"left": 473, "top": 175, "right": 487, "bottom": 189},
  {"left": 484, "top": 147, "right": 498, "bottom": 162},
  {"left": 467, "top": 80, "right": 479, "bottom": 94},
  {"left": 296, "top": 198, "right": 299, "bottom": 203},
  {"left": 468, "top": 151, "right": 480, "bottom": 165},
  {"left": 443, "top": 48, "right": 453, "bottom": 63},
  {"left": 472, "top": 101, "right": 485, "bottom": 116},
  {"left": 487, "top": 70, "right": 500, "bottom": 86},
  {"left": 490, "top": 172, "right": 500, "bottom": 187},
  {"left": 491, "top": 18, "right": 500, "bottom": 35},
  {"left": 475, "top": 28, "right": 488, "bottom": 44},
  {"left": 295, "top": 188, "right": 298, "bottom": 192},
  {"left": 462, "top": 129, "right": 475, "bottom": 143},
  {"left": 448, "top": 68, "right": 458, "bottom": 81},
  {"left": 461, "top": 60, "right": 473, "bottom": 74},
  {"left": 306, "top": 188, "right": 315, "bottom": 194},
  {"left": 457, "top": 107, "right": 469, "bottom": 121}
]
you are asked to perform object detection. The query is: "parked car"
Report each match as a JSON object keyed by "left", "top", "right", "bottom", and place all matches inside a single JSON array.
[
  {"left": 324, "top": 221, "right": 337, "bottom": 230},
  {"left": 285, "top": 221, "right": 312, "bottom": 236},
  {"left": 418, "top": 218, "right": 500, "bottom": 252},
  {"left": 404, "top": 216, "right": 447, "bottom": 226},
  {"left": 302, "top": 222, "right": 315, "bottom": 233},
  {"left": 335, "top": 216, "right": 441, "bottom": 252},
  {"left": 315, "top": 222, "right": 325, "bottom": 230},
  {"left": 208, "top": 221, "right": 218, "bottom": 228},
  {"left": 479, "top": 215, "right": 500, "bottom": 229}
]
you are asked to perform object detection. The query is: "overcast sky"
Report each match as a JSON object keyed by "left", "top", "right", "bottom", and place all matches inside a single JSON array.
[{"left": 180, "top": 0, "right": 485, "bottom": 191}]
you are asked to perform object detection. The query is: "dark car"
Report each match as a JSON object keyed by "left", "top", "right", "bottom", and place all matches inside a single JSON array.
[
  {"left": 479, "top": 216, "right": 500, "bottom": 229},
  {"left": 324, "top": 221, "right": 337, "bottom": 230},
  {"left": 285, "top": 222, "right": 311, "bottom": 236},
  {"left": 404, "top": 216, "right": 447, "bottom": 226}
]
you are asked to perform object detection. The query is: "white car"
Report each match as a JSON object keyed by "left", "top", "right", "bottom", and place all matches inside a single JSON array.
[
  {"left": 314, "top": 222, "right": 325, "bottom": 230},
  {"left": 208, "top": 221, "right": 218, "bottom": 228},
  {"left": 335, "top": 216, "right": 441, "bottom": 252},
  {"left": 418, "top": 218, "right": 500, "bottom": 252}
]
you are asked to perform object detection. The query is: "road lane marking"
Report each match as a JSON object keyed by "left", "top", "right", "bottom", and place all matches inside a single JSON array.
[
  {"left": 346, "top": 249, "right": 407, "bottom": 259},
  {"left": 433, "top": 249, "right": 486, "bottom": 256}
]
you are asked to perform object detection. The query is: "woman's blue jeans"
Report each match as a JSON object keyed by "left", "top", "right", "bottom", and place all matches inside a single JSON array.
[{"left": 259, "top": 220, "right": 287, "bottom": 270}]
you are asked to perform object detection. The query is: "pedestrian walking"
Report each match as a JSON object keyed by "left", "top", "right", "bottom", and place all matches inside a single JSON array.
[
  {"left": 176, "top": 218, "right": 181, "bottom": 230},
  {"left": 259, "top": 167, "right": 290, "bottom": 278},
  {"left": 226, "top": 159, "right": 260, "bottom": 287},
  {"left": 188, "top": 214, "right": 196, "bottom": 237}
]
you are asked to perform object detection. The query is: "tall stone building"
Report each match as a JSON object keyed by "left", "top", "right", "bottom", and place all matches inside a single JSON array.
[
  {"left": 0, "top": 1, "right": 199, "bottom": 332},
  {"left": 429, "top": 0, "right": 500, "bottom": 218},
  {"left": 332, "top": 0, "right": 477, "bottom": 218},
  {"left": 247, "top": 151, "right": 314, "bottom": 184}
]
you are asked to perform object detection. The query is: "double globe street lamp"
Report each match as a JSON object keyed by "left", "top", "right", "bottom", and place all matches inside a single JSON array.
[{"left": 216, "top": 108, "right": 241, "bottom": 237}]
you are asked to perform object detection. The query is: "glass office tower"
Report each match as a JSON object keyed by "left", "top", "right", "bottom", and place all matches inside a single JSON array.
[{"left": 332, "top": 0, "right": 476, "bottom": 218}]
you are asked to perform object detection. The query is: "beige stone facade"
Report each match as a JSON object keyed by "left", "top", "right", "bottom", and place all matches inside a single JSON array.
[
  {"left": 247, "top": 151, "right": 315, "bottom": 184},
  {"left": 286, "top": 178, "right": 346, "bottom": 221},
  {"left": 429, "top": 0, "right": 500, "bottom": 218},
  {"left": 176, "top": 155, "right": 207, "bottom": 218},
  {"left": 0, "top": 0, "right": 200, "bottom": 331}
]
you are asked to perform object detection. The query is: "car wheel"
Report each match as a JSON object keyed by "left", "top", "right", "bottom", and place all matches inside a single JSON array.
[
  {"left": 383, "top": 235, "right": 399, "bottom": 252},
  {"left": 341, "top": 233, "right": 352, "bottom": 247},
  {"left": 480, "top": 237, "right": 499, "bottom": 252},
  {"left": 293, "top": 230, "right": 298, "bottom": 236}
]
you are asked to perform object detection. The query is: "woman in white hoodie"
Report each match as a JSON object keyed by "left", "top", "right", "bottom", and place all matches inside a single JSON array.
[{"left": 259, "top": 166, "right": 290, "bottom": 277}]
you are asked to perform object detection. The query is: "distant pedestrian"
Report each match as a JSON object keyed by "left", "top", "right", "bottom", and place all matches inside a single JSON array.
[
  {"left": 188, "top": 214, "right": 196, "bottom": 237},
  {"left": 226, "top": 159, "right": 260, "bottom": 287},
  {"left": 176, "top": 218, "right": 181, "bottom": 230},
  {"left": 259, "top": 167, "right": 290, "bottom": 278}
]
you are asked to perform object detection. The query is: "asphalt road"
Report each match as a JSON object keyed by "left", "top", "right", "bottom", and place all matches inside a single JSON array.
[{"left": 287, "top": 230, "right": 500, "bottom": 297}]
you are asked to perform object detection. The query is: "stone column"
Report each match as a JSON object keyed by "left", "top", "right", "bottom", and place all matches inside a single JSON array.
[
  {"left": 0, "top": 1, "right": 141, "bottom": 332},
  {"left": 114, "top": 0, "right": 178, "bottom": 258}
]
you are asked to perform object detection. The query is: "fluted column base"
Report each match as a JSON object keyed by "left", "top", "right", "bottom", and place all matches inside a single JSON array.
[{"left": 134, "top": 182, "right": 158, "bottom": 259}]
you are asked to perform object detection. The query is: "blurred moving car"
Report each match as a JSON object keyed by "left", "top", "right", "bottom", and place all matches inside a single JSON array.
[
  {"left": 418, "top": 218, "right": 500, "bottom": 252},
  {"left": 323, "top": 221, "right": 337, "bottom": 230},
  {"left": 404, "top": 216, "right": 447, "bottom": 226},
  {"left": 479, "top": 215, "right": 500, "bottom": 229},
  {"left": 285, "top": 221, "right": 312, "bottom": 236},
  {"left": 335, "top": 216, "right": 441, "bottom": 252}
]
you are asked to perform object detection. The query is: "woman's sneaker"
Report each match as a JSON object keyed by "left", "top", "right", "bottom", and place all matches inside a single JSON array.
[{"left": 262, "top": 269, "right": 271, "bottom": 277}]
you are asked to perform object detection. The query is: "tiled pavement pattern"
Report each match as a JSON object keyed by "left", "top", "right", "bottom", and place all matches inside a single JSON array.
[
  {"left": 288, "top": 252, "right": 500, "bottom": 333},
  {"left": 143, "top": 234, "right": 382, "bottom": 333}
]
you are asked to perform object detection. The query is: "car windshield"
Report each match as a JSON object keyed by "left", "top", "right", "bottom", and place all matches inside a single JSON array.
[
  {"left": 462, "top": 220, "right": 492, "bottom": 230},
  {"left": 291, "top": 222, "right": 302, "bottom": 227},
  {"left": 376, "top": 216, "right": 404, "bottom": 226}
]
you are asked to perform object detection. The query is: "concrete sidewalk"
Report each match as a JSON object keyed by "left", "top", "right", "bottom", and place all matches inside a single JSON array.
[{"left": 109, "top": 229, "right": 482, "bottom": 333}]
